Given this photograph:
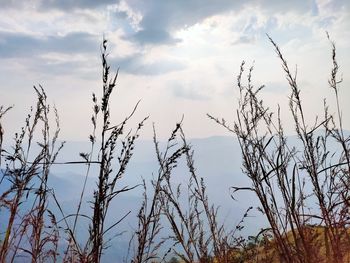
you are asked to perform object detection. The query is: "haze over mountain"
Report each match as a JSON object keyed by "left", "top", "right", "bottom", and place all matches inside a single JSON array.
[
  {"left": 2, "top": 129, "right": 347, "bottom": 261},
  {"left": 1, "top": 135, "right": 265, "bottom": 261}
]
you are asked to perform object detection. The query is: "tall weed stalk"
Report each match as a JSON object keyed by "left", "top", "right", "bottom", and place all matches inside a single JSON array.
[{"left": 209, "top": 34, "right": 350, "bottom": 263}]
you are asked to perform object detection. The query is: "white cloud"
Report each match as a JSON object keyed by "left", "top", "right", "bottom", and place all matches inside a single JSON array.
[{"left": 0, "top": 0, "right": 349, "bottom": 140}]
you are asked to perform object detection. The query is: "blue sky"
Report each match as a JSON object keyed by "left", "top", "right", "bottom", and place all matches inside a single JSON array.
[{"left": 0, "top": 0, "right": 349, "bottom": 140}]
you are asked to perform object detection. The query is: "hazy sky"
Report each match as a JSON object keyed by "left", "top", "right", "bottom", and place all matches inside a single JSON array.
[{"left": 0, "top": 0, "right": 349, "bottom": 141}]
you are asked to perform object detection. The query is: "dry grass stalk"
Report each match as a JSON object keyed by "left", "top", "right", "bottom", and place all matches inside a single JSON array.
[
  {"left": 209, "top": 34, "right": 350, "bottom": 263},
  {"left": 0, "top": 87, "right": 64, "bottom": 263}
]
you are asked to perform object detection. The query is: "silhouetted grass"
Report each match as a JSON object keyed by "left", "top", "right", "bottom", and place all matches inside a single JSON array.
[
  {"left": 1, "top": 35, "right": 349, "bottom": 263},
  {"left": 0, "top": 86, "right": 64, "bottom": 262},
  {"left": 209, "top": 33, "right": 350, "bottom": 263}
]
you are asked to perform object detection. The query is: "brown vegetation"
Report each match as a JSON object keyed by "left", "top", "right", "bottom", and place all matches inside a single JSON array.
[
  {"left": 209, "top": 33, "right": 350, "bottom": 263},
  {"left": 0, "top": 35, "right": 349, "bottom": 263}
]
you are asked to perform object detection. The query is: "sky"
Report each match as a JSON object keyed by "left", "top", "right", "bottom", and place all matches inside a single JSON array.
[{"left": 0, "top": 0, "right": 349, "bottom": 141}]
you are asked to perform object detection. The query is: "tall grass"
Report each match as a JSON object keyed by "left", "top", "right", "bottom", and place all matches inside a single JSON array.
[
  {"left": 209, "top": 34, "right": 350, "bottom": 263},
  {"left": 0, "top": 86, "right": 64, "bottom": 262},
  {"left": 0, "top": 35, "right": 349, "bottom": 263},
  {"left": 61, "top": 40, "right": 148, "bottom": 263}
]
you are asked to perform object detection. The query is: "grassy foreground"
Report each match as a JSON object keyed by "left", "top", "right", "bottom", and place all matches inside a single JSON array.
[{"left": 0, "top": 35, "right": 349, "bottom": 263}]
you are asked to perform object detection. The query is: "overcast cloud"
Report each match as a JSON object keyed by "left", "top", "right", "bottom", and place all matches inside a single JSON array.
[
  {"left": 0, "top": 31, "right": 98, "bottom": 58},
  {"left": 0, "top": 0, "right": 349, "bottom": 140}
]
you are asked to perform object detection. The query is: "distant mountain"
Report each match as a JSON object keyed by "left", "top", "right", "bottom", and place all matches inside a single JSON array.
[
  {"left": 51, "top": 136, "right": 259, "bottom": 220},
  {"left": 47, "top": 136, "right": 267, "bottom": 259},
  {"left": 3, "top": 131, "right": 347, "bottom": 261},
  {"left": 1, "top": 135, "right": 261, "bottom": 261}
]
